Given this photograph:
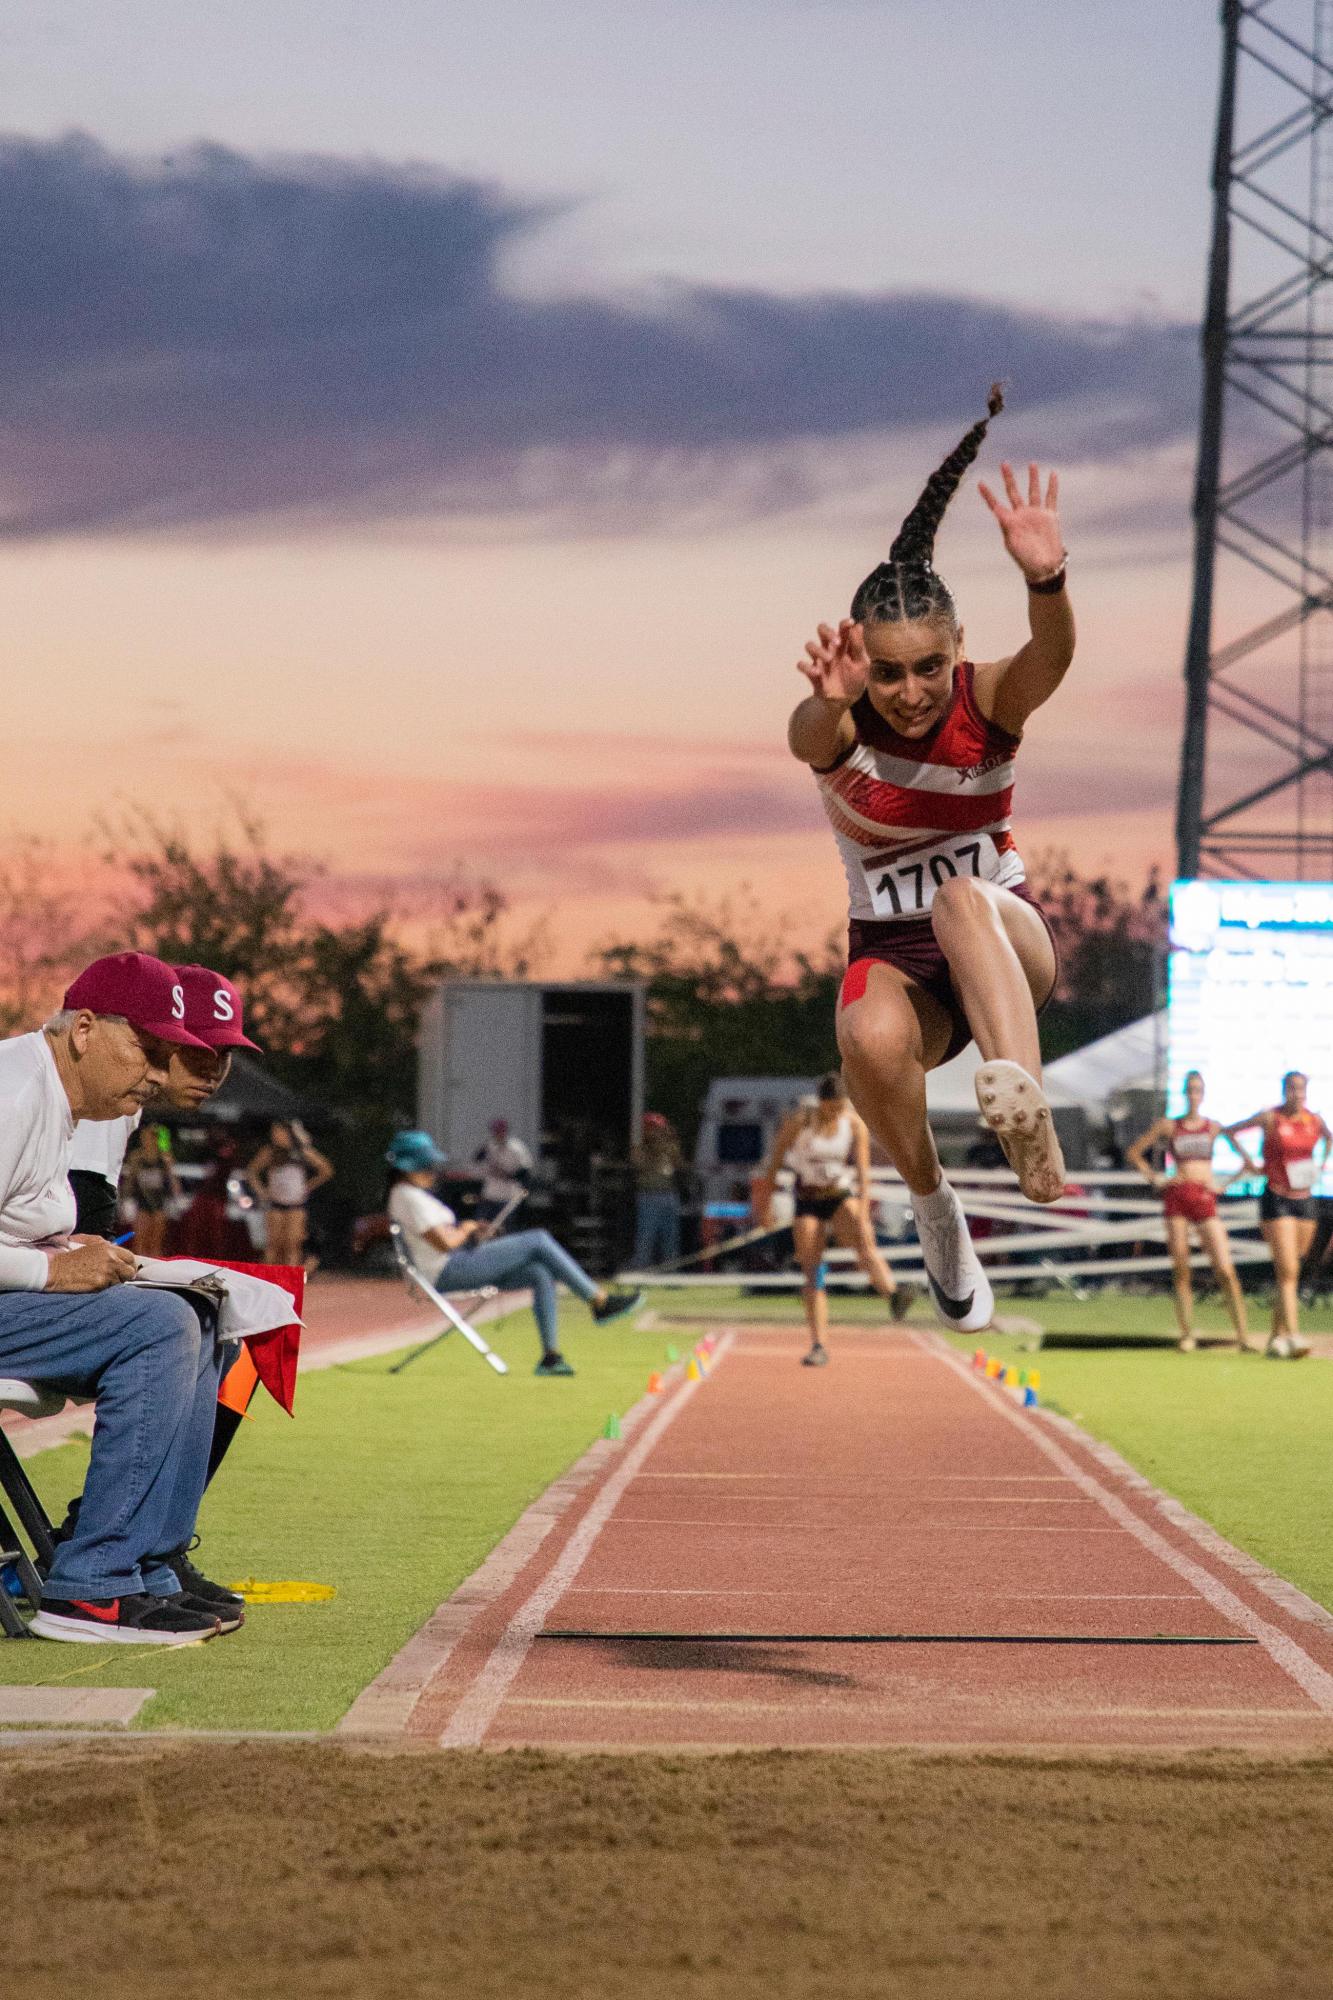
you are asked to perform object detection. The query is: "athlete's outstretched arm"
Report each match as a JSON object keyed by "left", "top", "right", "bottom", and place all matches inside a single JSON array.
[
  {"left": 1222, "top": 1109, "right": 1271, "bottom": 1144},
  {"left": 788, "top": 619, "right": 866, "bottom": 767},
  {"left": 1125, "top": 1116, "right": 1171, "bottom": 1187},
  {"left": 973, "top": 462, "right": 1075, "bottom": 735}
]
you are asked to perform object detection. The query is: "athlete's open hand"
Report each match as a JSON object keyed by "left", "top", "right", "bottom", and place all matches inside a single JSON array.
[
  {"left": 978, "top": 462, "right": 1065, "bottom": 582},
  {"left": 796, "top": 619, "right": 870, "bottom": 707}
]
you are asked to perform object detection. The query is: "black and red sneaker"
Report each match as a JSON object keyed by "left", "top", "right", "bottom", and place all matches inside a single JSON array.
[
  {"left": 163, "top": 1541, "right": 246, "bottom": 1613},
  {"left": 30, "top": 1593, "right": 223, "bottom": 1646}
]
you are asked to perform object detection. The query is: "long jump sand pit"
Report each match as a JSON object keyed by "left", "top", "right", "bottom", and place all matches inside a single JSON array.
[{"left": 4, "top": 1739, "right": 1333, "bottom": 2000}]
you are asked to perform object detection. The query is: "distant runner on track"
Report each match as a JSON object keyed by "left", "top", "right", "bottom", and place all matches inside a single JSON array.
[
  {"left": 786, "top": 387, "right": 1073, "bottom": 1334},
  {"left": 756, "top": 1072, "right": 901, "bottom": 1367}
]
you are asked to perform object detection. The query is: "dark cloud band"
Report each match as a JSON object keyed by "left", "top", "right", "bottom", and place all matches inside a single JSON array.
[{"left": 0, "top": 133, "right": 1195, "bottom": 538}]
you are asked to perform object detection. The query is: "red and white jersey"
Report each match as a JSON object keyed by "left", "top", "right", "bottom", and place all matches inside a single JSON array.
[{"left": 815, "top": 662, "right": 1025, "bottom": 923}]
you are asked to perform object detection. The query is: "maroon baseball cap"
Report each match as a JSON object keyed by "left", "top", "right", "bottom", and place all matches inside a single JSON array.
[
  {"left": 63, "top": 953, "right": 212, "bottom": 1049},
  {"left": 173, "top": 964, "right": 262, "bottom": 1051}
]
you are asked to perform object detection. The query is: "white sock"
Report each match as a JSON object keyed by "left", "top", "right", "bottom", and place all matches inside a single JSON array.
[{"left": 910, "top": 1180, "right": 958, "bottom": 1222}]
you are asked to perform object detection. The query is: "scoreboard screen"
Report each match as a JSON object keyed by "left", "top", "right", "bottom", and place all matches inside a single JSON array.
[{"left": 1167, "top": 880, "right": 1333, "bottom": 1193}]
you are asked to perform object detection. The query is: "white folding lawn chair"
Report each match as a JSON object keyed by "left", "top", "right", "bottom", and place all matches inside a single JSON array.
[
  {"left": 0, "top": 1379, "right": 66, "bottom": 1635},
  {"left": 387, "top": 1223, "right": 509, "bottom": 1376}
]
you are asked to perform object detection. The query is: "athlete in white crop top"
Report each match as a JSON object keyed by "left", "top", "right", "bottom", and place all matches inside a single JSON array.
[
  {"left": 756, "top": 1074, "right": 904, "bottom": 1366},
  {"left": 1127, "top": 1070, "right": 1255, "bottom": 1352},
  {"left": 786, "top": 387, "right": 1075, "bottom": 1335}
]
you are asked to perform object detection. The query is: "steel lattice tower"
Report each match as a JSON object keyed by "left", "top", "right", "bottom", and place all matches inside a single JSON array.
[{"left": 1177, "top": 0, "right": 1333, "bottom": 879}]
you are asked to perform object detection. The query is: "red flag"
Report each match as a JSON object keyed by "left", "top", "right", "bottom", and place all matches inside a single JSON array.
[{"left": 202, "top": 1260, "right": 304, "bottom": 1416}]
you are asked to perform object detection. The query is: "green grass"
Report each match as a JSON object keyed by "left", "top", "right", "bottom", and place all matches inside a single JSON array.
[{"left": 0, "top": 1301, "right": 680, "bottom": 1733}]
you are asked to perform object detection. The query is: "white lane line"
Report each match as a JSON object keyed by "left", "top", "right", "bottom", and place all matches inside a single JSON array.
[
  {"left": 914, "top": 1331, "right": 1333, "bottom": 1713},
  {"left": 437, "top": 1332, "right": 736, "bottom": 1748}
]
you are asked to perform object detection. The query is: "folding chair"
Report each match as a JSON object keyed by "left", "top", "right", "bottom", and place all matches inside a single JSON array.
[
  {"left": 0, "top": 1381, "right": 65, "bottom": 1636},
  {"left": 387, "top": 1223, "right": 509, "bottom": 1376}
]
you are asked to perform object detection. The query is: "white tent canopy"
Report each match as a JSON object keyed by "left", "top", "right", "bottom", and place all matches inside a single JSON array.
[{"left": 1042, "top": 1011, "right": 1166, "bottom": 1117}]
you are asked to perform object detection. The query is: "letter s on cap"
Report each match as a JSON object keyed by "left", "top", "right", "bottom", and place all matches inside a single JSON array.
[
  {"left": 171, "top": 984, "right": 186, "bottom": 1020},
  {"left": 213, "top": 988, "right": 235, "bottom": 1022}
]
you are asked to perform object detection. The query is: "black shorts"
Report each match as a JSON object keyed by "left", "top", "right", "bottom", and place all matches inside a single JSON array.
[
  {"left": 1260, "top": 1188, "right": 1316, "bottom": 1223},
  {"left": 794, "top": 1189, "right": 852, "bottom": 1223}
]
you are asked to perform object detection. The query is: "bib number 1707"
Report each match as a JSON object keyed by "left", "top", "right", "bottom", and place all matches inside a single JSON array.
[{"left": 864, "top": 839, "right": 985, "bottom": 918}]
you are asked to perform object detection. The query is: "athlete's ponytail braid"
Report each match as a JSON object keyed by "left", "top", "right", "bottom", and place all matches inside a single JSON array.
[{"left": 851, "top": 384, "right": 1004, "bottom": 629}]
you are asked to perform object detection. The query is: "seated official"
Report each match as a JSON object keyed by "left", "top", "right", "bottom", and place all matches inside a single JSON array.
[
  {"left": 57, "top": 963, "right": 266, "bottom": 1617},
  {"left": 0, "top": 953, "right": 234, "bottom": 1645},
  {"left": 386, "top": 1130, "right": 643, "bottom": 1377}
]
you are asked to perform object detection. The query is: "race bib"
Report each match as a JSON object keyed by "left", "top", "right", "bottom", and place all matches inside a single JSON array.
[
  {"left": 860, "top": 835, "right": 1014, "bottom": 921},
  {"left": 1287, "top": 1158, "right": 1318, "bottom": 1191}
]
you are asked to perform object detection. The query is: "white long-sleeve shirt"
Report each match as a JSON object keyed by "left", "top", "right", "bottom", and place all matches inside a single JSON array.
[
  {"left": 67, "top": 1111, "right": 140, "bottom": 1189},
  {"left": 0, "top": 1032, "right": 77, "bottom": 1291}
]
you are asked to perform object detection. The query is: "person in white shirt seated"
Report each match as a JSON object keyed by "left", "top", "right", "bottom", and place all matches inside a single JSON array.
[
  {"left": 386, "top": 1130, "right": 643, "bottom": 1377},
  {"left": 473, "top": 1118, "right": 534, "bottom": 1226},
  {"left": 0, "top": 952, "right": 236, "bottom": 1645}
]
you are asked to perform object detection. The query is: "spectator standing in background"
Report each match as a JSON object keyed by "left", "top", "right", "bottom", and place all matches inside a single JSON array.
[
  {"left": 632, "top": 1112, "right": 685, "bottom": 1268},
  {"left": 123, "top": 1124, "right": 180, "bottom": 1257},
  {"left": 245, "top": 1119, "right": 334, "bottom": 1269},
  {"left": 474, "top": 1117, "right": 534, "bottom": 1226}
]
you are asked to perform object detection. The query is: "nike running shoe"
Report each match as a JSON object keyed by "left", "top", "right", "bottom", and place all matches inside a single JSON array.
[
  {"left": 592, "top": 1287, "right": 645, "bottom": 1325},
  {"left": 801, "top": 1342, "right": 830, "bottom": 1367},
  {"left": 163, "top": 1539, "right": 246, "bottom": 1611},
  {"left": 911, "top": 1184, "right": 994, "bottom": 1334},
  {"left": 534, "top": 1352, "right": 576, "bottom": 1376},
  {"left": 974, "top": 1059, "right": 1067, "bottom": 1205},
  {"left": 30, "top": 1593, "right": 222, "bottom": 1646}
]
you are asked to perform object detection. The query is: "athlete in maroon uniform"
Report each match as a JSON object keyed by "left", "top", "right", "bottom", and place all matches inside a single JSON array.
[
  {"left": 1226, "top": 1073, "right": 1331, "bottom": 1353},
  {"left": 788, "top": 387, "right": 1073, "bottom": 1333},
  {"left": 1126, "top": 1070, "right": 1254, "bottom": 1351}
]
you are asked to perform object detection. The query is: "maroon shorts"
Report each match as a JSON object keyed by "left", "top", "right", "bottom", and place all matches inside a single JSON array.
[
  {"left": 839, "top": 881, "right": 1058, "bottom": 1065},
  {"left": 1164, "top": 1180, "right": 1218, "bottom": 1224}
]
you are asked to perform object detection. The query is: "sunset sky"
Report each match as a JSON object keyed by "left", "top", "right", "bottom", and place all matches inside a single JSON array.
[{"left": 0, "top": 2, "right": 1230, "bottom": 967}]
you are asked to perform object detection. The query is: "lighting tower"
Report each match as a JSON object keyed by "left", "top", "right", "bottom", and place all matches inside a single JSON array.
[{"left": 1177, "top": 0, "right": 1333, "bottom": 879}]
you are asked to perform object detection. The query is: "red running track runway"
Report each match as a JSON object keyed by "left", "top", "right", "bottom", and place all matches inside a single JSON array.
[{"left": 342, "top": 1324, "right": 1333, "bottom": 1754}]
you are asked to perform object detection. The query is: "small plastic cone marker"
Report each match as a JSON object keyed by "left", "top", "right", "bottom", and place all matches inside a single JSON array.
[
  {"left": 604, "top": 1413, "right": 622, "bottom": 1440},
  {"left": 647, "top": 1372, "right": 663, "bottom": 1393},
  {"left": 986, "top": 1357, "right": 1003, "bottom": 1380},
  {"left": 972, "top": 1348, "right": 986, "bottom": 1370},
  {"left": 1022, "top": 1386, "right": 1039, "bottom": 1408},
  {"left": 1029, "top": 1368, "right": 1042, "bottom": 1391},
  {"left": 687, "top": 1358, "right": 702, "bottom": 1382},
  {"left": 1003, "top": 1366, "right": 1019, "bottom": 1388},
  {"left": 666, "top": 1344, "right": 680, "bottom": 1363},
  {"left": 1018, "top": 1369, "right": 1029, "bottom": 1387}
]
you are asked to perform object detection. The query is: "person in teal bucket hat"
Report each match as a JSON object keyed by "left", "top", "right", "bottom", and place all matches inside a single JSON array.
[{"left": 385, "top": 1130, "right": 643, "bottom": 1376}]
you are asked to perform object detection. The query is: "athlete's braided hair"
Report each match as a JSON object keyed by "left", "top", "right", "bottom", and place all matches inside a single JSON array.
[{"left": 851, "top": 384, "right": 1005, "bottom": 629}]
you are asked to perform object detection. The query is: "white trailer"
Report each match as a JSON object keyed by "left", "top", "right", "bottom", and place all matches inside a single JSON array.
[{"left": 416, "top": 979, "right": 645, "bottom": 1170}]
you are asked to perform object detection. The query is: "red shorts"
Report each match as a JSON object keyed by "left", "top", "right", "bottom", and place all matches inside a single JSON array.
[
  {"left": 838, "top": 882, "right": 1058, "bottom": 1064},
  {"left": 1163, "top": 1180, "right": 1217, "bottom": 1224}
]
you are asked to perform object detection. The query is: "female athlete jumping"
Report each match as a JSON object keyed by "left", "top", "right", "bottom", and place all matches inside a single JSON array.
[
  {"left": 758, "top": 1072, "right": 900, "bottom": 1367},
  {"left": 1226, "top": 1072, "right": 1331, "bottom": 1355},
  {"left": 1126, "top": 1070, "right": 1254, "bottom": 1352},
  {"left": 787, "top": 387, "right": 1072, "bottom": 1333}
]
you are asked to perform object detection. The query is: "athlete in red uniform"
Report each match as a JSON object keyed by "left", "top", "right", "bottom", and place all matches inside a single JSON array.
[
  {"left": 1126, "top": 1070, "right": 1255, "bottom": 1351},
  {"left": 1226, "top": 1072, "right": 1331, "bottom": 1354},
  {"left": 788, "top": 387, "right": 1073, "bottom": 1333}
]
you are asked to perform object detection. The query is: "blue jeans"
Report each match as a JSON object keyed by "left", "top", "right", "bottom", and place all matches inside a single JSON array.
[
  {"left": 0, "top": 1286, "right": 223, "bottom": 1601},
  {"left": 633, "top": 1190, "right": 681, "bottom": 1268},
  {"left": 437, "top": 1228, "right": 598, "bottom": 1357}
]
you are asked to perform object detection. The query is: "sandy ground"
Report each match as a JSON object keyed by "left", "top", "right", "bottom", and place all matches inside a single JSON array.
[{"left": 3, "top": 1740, "right": 1333, "bottom": 1999}]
